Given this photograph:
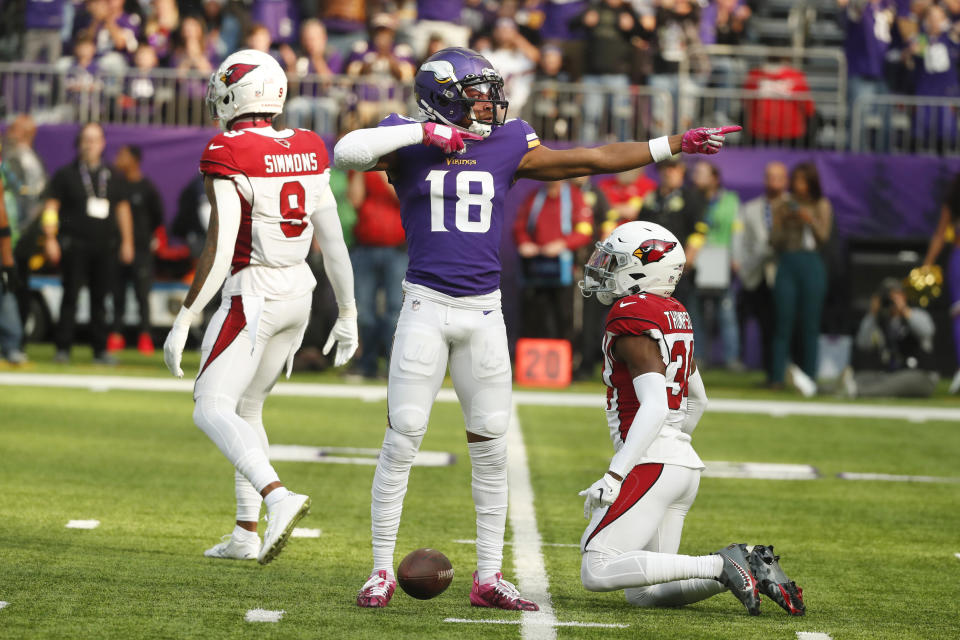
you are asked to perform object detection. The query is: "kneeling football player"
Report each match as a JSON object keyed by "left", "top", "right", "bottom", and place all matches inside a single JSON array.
[{"left": 577, "top": 221, "right": 805, "bottom": 616}]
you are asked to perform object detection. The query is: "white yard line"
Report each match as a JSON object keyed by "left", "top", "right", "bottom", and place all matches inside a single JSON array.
[
  {"left": 837, "top": 472, "right": 960, "bottom": 484},
  {"left": 796, "top": 633, "right": 833, "bottom": 640},
  {"left": 291, "top": 528, "right": 321, "bottom": 538},
  {"left": 244, "top": 609, "right": 284, "bottom": 623},
  {"left": 443, "top": 618, "right": 629, "bottom": 629},
  {"left": 4, "top": 373, "right": 960, "bottom": 422},
  {"left": 506, "top": 403, "right": 558, "bottom": 640},
  {"left": 65, "top": 519, "right": 100, "bottom": 529},
  {"left": 0, "top": 602, "right": 9, "bottom": 610}
]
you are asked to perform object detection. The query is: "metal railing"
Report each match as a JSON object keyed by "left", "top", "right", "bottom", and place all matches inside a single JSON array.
[{"left": 850, "top": 94, "right": 960, "bottom": 155}]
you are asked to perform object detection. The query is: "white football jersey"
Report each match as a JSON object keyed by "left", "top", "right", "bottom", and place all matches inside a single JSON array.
[{"left": 200, "top": 125, "right": 331, "bottom": 299}]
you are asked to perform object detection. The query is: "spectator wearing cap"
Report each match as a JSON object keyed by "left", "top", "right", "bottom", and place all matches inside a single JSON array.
[
  {"left": 407, "top": 0, "right": 471, "bottom": 60},
  {"left": 481, "top": 18, "right": 540, "bottom": 118},
  {"left": 577, "top": 0, "right": 645, "bottom": 142},
  {"left": 24, "top": 0, "right": 69, "bottom": 62},
  {"left": 346, "top": 15, "right": 416, "bottom": 125},
  {"left": 283, "top": 19, "right": 346, "bottom": 134}
]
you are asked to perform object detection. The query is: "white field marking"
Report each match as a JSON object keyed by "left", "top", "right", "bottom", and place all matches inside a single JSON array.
[
  {"left": 954, "top": 553, "right": 960, "bottom": 560},
  {"left": 5, "top": 373, "right": 960, "bottom": 422},
  {"left": 443, "top": 618, "right": 629, "bottom": 629},
  {"left": 704, "top": 461, "right": 819, "bottom": 481},
  {"left": 837, "top": 472, "right": 960, "bottom": 484},
  {"left": 506, "top": 403, "right": 558, "bottom": 640},
  {"left": 291, "top": 528, "right": 321, "bottom": 538},
  {"left": 796, "top": 633, "right": 833, "bottom": 640},
  {"left": 244, "top": 609, "right": 284, "bottom": 623},
  {"left": 0, "top": 601, "right": 9, "bottom": 610},
  {"left": 452, "top": 538, "right": 579, "bottom": 549},
  {"left": 268, "top": 444, "right": 455, "bottom": 467},
  {"left": 65, "top": 519, "right": 100, "bottom": 529}
]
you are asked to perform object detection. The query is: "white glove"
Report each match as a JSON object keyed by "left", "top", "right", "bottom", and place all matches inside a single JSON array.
[
  {"left": 323, "top": 300, "right": 359, "bottom": 367},
  {"left": 578, "top": 473, "right": 623, "bottom": 520},
  {"left": 163, "top": 307, "right": 197, "bottom": 378}
]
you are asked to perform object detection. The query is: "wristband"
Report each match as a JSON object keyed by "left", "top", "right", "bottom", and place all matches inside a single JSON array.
[
  {"left": 337, "top": 300, "right": 358, "bottom": 317},
  {"left": 649, "top": 136, "right": 673, "bottom": 163},
  {"left": 0, "top": 226, "right": 10, "bottom": 238}
]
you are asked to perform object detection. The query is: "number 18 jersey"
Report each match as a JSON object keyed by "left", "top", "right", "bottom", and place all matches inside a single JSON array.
[
  {"left": 199, "top": 126, "right": 330, "bottom": 300},
  {"left": 378, "top": 114, "right": 540, "bottom": 297},
  {"left": 602, "top": 293, "right": 704, "bottom": 470}
]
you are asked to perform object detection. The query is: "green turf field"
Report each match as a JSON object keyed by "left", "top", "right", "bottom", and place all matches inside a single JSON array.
[{"left": 1, "top": 361, "right": 959, "bottom": 639}]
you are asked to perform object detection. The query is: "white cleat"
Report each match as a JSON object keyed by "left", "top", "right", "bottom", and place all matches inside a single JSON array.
[
  {"left": 204, "top": 533, "right": 259, "bottom": 560},
  {"left": 258, "top": 492, "right": 311, "bottom": 565}
]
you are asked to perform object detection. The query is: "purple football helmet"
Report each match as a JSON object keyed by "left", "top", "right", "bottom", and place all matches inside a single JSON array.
[{"left": 414, "top": 47, "right": 508, "bottom": 138}]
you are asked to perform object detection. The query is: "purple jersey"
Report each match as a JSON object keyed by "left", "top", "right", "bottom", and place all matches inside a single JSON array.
[
  {"left": 541, "top": 0, "right": 587, "bottom": 41},
  {"left": 418, "top": 0, "right": 463, "bottom": 23},
  {"left": 843, "top": 0, "right": 896, "bottom": 79},
  {"left": 379, "top": 113, "right": 541, "bottom": 296},
  {"left": 26, "top": 0, "right": 67, "bottom": 30},
  {"left": 914, "top": 33, "right": 960, "bottom": 97}
]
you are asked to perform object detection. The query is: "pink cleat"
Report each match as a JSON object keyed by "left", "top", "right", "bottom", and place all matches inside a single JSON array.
[
  {"left": 469, "top": 572, "right": 539, "bottom": 611},
  {"left": 357, "top": 570, "right": 397, "bottom": 608}
]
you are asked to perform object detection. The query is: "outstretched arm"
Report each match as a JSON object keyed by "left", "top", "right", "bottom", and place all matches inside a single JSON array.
[
  {"left": 334, "top": 122, "right": 482, "bottom": 172},
  {"left": 516, "top": 126, "right": 742, "bottom": 181}
]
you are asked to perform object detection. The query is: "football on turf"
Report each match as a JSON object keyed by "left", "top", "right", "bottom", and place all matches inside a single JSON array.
[{"left": 397, "top": 548, "right": 454, "bottom": 600}]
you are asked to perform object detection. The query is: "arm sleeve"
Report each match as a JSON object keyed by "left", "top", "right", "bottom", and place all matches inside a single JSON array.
[
  {"left": 333, "top": 123, "right": 423, "bottom": 171},
  {"left": 311, "top": 180, "right": 355, "bottom": 307},
  {"left": 184, "top": 178, "right": 240, "bottom": 315},
  {"left": 682, "top": 367, "right": 707, "bottom": 435},
  {"left": 608, "top": 372, "right": 669, "bottom": 477}
]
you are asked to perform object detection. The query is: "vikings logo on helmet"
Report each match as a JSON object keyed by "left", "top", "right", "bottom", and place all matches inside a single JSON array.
[
  {"left": 220, "top": 63, "right": 258, "bottom": 87},
  {"left": 634, "top": 239, "right": 678, "bottom": 265}
]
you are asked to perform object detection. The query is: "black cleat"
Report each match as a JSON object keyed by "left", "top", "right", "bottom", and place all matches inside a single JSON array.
[
  {"left": 747, "top": 544, "right": 805, "bottom": 616},
  {"left": 714, "top": 543, "right": 762, "bottom": 615}
]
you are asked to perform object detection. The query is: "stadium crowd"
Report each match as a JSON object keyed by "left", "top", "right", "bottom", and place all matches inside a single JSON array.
[{"left": 1, "top": 0, "right": 960, "bottom": 396}]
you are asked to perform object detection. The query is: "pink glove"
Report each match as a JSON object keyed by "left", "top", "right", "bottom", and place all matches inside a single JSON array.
[
  {"left": 422, "top": 122, "right": 483, "bottom": 154},
  {"left": 681, "top": 125, "right": 742, "bottom": 155}
]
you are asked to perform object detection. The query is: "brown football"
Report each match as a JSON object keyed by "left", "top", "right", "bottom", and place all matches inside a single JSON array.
[{"left": 397, "top": 548, "right": 454, "bottom": 600}]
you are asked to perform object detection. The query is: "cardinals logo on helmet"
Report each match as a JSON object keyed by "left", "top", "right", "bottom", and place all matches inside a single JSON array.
[
  {"left": 634, "top": 239, "right": 677, "bottom": 265},
  {"left": 220, "top": 63, "right": 258, "bottom": 87}
]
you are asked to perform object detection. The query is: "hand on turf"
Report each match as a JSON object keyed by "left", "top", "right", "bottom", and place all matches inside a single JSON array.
[
  {"left": 578, "top": 473, "right": 622, "bottom": 519},
  {"left": 323, "top": 300, "right": 359, "bottom": 367},
  {"left": 422, "top": 122, "right": 483, "bottom": 154},
  {"left": 681, "top": 125, "right": 742, "bottom": 155},
  {"left": 163, "top": 307, "right": 195, "bottom": 378}
]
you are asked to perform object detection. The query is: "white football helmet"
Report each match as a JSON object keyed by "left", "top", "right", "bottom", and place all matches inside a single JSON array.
[
  {"left": 580, "top": 221, "right": 685, "bottom": 304},
  {"left": 206, "top": 49, "right": 287, "bottom": 131}
]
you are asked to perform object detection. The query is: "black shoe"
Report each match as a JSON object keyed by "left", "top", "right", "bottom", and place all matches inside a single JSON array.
[
  {"left": 714, "top": 543, "right": 761, "bottom": 615},
  {"left": 747, "top": 544, "right": 805, "bottom": 616}
]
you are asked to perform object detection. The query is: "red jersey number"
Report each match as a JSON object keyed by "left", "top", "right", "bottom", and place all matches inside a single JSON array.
[
  {"left": 279, "top": 181, "right": 308, "bottom": 238},
  {"left": 667, "top": 338, "right": 692, "bottom": 410}
]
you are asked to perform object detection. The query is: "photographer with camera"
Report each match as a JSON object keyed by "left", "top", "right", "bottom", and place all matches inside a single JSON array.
[{"left": 843, "top": 278, "right": 938, "bottom": 398}]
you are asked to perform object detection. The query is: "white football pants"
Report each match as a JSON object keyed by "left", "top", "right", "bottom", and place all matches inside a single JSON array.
[
  {"left": 371, "top": 289, "right": 512, "bottom": 578},
  {"left": 580, "top": 463, "right": 726, "bottom": 606},
  {"left": 193, "top": 293, "right": 311, "bottom": 517}
]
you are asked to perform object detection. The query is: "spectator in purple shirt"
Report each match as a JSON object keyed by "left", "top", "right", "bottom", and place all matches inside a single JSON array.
[
  {"left": 408, "top": 0, "right": 470, "bottom": 59},
  {"left": 840, "top": 0, "right": 896, "bottom": 114},
  {"left": 75, "top": 0, "right": 141, "bottom": 63},
  {"left": 251, "top": 0, "right": 299, "bottom": 47},
  {"left": 284, "top": 18, "right": 346, "bottom": 134},
  {"left": 461, "top": 0, "right": 498, "bottom": 37},
  {"left": 144, "top": 0, "right": 179, "bottom": 66},
  {"left": 540, "top": 0, "right": 588, "bottom": 79},
  {"left": 908, "top": 3, "right": 960, "bottom": 149},
  {"left": 346, "top": 13, "right": 417, "bottom": 127},
  {"left": 24, "top": 0, "right": 68, "bottom": 62},
  {"left": 65, "top": 35, "right": 103, "bottom": 115}
]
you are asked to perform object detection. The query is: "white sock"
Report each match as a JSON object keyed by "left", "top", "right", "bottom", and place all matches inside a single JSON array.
[
  {"left": 234, "top": 397, "right": 268, "bottom": 522},
  {"left": 232, "top": 524, "right": 258, "bottom": 542},
  {"left": 263, "top": 486, "right": 291, "bottom": 509},
  {"left": 582, "top": 551, "right": 723, "bottom": 592},
  {"left": 468, "top": 438, "right": 507, "bottom": 583},
  {"left": 371, "top": 428, "right": 422, "bottom": 575},
  {"left": 193, "top": 394, "right": 280, "bottom": 492},
  {"left": 235, "top": 471, "right": 262, "bottom": 522}
]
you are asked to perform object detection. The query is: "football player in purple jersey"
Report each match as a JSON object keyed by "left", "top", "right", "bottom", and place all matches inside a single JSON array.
[{"left": 334, "top": 46, "right": 740, "bottom": 610}]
